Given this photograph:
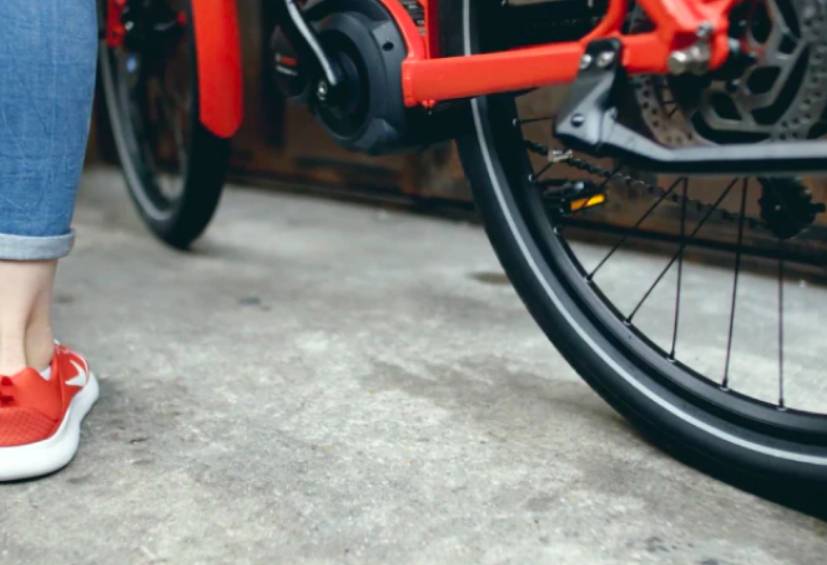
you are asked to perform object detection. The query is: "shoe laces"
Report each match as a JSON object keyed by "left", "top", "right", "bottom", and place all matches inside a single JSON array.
[{"left": 0, "top": 377, "right": 14, "bottom": 407}]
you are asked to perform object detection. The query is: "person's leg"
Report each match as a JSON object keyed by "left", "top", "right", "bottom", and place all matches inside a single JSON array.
[
  {"left": 0, "top": 262, "right": 56, "bottom": 375},
  {"left": 0, "top": 0, "right": 97, "bottom": 375},
  {"left": 0, "top": 0, "right": 99, "bottom": 481}
]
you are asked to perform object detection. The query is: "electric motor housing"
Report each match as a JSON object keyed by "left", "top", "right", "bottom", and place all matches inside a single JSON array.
[{"left": 270, "top": 0, "right": 462, "bottom": 155}]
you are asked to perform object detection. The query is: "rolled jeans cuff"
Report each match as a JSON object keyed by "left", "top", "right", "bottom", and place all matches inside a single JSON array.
[{"left": 0, "top": 230, "right": 75, "bottom": 261}]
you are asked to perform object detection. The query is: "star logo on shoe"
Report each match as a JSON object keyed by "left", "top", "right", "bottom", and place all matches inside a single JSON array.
[{"left": 65, "top": 360, "right": 89, "bottom": 388}]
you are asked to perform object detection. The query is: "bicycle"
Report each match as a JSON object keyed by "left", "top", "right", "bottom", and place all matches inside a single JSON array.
[{"left": 98, "top": 0, "right": 827, "bottom": 497}]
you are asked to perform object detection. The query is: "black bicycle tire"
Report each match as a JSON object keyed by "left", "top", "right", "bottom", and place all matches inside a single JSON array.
[
  {"left": 446, "top": 0, "right": 827, "bottom": 503},
  {"left": 98, "top": 0, "right": 229, "bottom": 249}
]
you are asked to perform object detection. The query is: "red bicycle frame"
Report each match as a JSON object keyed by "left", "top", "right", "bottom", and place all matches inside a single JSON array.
[
  {"left": 106, "top": 0, "right": 244, "bottom": 138},
  {"left": 106, "top": 0, "right": 737, "bottom": 138},
  {"left": 399, "top": 0, "right": 735, "bottom": 107}
]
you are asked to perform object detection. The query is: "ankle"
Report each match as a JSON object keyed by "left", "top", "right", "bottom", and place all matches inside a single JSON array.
[
  {"left": 25, "top": 326, "right": 55, "bottom": 371},
  {"left": 0, "top": 336, "right": 28, "bottom": 376},
  {"left": 0, "top": 326, "right": 54, "bottom": 375}
]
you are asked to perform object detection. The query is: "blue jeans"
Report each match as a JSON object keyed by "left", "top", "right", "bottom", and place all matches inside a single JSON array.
[{"left": 0, "top": 0, "right": 97, "bottom": 261}]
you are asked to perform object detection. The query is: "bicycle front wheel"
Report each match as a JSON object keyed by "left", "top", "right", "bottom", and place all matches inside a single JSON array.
[{"left": 98, "top": 0, "right": 229, "bottom": 248}]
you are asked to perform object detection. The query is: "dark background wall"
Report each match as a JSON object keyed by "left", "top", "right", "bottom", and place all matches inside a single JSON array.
[{"left": 90, "top": 1, "right": 471, "bottom": 206}]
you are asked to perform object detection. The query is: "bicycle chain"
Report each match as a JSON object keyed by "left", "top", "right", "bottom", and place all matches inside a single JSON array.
[{"left": 532, "top": 142, "right": 768, "bottom": 231}]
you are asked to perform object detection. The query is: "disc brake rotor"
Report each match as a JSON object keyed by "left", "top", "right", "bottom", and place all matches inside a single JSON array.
[{"left": 633, "top": 0, "right": 827, "bottom": 146}]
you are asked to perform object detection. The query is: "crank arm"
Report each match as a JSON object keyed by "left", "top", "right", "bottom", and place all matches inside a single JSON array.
[{"left": 555, "top": 40, "right": 827, "bottom": 176}]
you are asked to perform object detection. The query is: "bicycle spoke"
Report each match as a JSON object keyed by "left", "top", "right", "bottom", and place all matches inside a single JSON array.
[
  {"left": 530, "top": 161, "right": 554, "bottom": 183},
  {"left": 160, "top": 90, "right": 188, "bottom": 167},
  {"left": 670, "top": 178, "right": 689, "bottom": 359},
  {"left": 596, "top": 163, "right": 623, "bottom": 193},
  {"left": 588, "top": 177, "right": 685, "bottom": 280},
  {"left": 778, "top": 248, "right": 786, "bottom": 409},
  {"left": 628, "top": 178, "right": 739, "bottom": 322},
  {"left": 723, "top": 179, "right": 749, "bottom": 389}
]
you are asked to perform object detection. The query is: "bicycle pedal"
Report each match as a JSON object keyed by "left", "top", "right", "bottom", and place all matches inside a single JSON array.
[
  {"left": 569, "top": 193, "right": 607, "bottom": 212},
  {"left": 542, "top": 180, "right": 607, "bottom": 214}
]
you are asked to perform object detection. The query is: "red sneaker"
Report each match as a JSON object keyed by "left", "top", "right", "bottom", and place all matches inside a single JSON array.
[{"left": 0, "top": 344, "right": 99, "bottom": 481}]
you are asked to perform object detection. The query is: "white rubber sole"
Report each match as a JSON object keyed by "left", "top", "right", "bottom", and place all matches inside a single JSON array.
[{"left": 0, "top": 374, "right": 99, "bottom": 482}]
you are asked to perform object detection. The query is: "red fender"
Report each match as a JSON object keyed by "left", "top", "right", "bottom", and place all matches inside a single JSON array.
[{"left": 191, "top": 0, "right": 243, "bottom": 138}]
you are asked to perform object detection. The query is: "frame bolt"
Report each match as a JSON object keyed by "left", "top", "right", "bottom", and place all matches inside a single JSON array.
[
  {"left": 667, "top": 43, "right": 711, "bottom": 75},
  {"left": 596, "top": 51, "right": 616, "bottom": 68},
  {"left": 580, "top": 53, "right": 593, "bottom": 70},
  {"left": 696, "top": 21, "right": 714, "bottom": 39},
  {"left": 667, "top": 50, "right": 691, "bottom": 74},
  {"left": 571, "top": 114, "right": 586, "bottom": 127}
]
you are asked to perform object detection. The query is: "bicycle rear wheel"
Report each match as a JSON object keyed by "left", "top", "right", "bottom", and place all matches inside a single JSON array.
[
  {"left": 98, "top": 0, "right": 229, "bottom": 248},
  {"left": 447, "top": 0, "right": 827, "bottom": 497}
]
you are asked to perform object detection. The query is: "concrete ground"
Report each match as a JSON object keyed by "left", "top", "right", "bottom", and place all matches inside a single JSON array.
[{"left": 3, "top": 167, "right": 826, "bottom": 564}]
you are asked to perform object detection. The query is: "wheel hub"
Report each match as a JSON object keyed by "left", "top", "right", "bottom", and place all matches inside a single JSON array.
[{"left": 121, "top": 0, "right": 185, "bottom": 56}]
